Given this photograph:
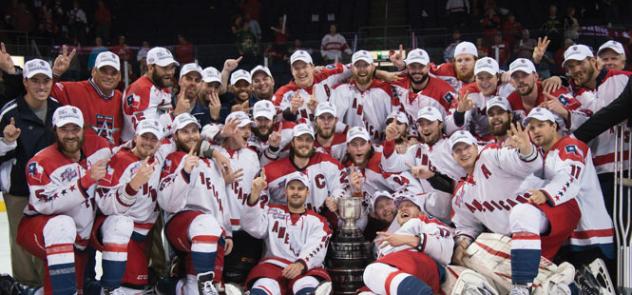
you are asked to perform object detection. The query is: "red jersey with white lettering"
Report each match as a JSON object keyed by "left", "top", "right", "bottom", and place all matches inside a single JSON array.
[
  {"left": 391, "top": 75, "right": 456, "bottom": 124},
  {"left": 52, "top": 80, "right": 123, "bottom": 145},
  {"left": 452, "top": 144, "right": 544, "bottom": 239},
  {"left": 95, "top": 141, "right": 174, "bottom": 236},
  {"left": 378, "top": 215, "right": 454, "bottom": 266},
  {"left": 568, "top": 69, "right": 632, "bottom": 173},
  {"left": 122, "top": 76, "right": 173, "bottom": 141},
  {"left": 272, "top": 64, "right": 351, "bottom": 121},
  {"left": 445, "top": 82, "right": 514, "bottom": 139},
  {"left": 331, "top": 79, "right": 401, "bottom": 142},
  {"left": 241, "top": 203, "right": 332, "bottom": 270},
  {"left": 263, "top": 152, "right": 348, "bottom": 212},
  {"left": 158, "top": 150, "right": 232, "bottom": 237},
  {"left": 25, "top": 134, "right": 112, "bottom": 247},
  {"left": 537, "top": 136, "right": 614, "bottom": 252},
  {"left": 214, "top": 145, "right": 260, "bottom": 231}
]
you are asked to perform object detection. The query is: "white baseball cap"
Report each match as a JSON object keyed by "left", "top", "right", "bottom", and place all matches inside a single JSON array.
[
  {"left": 351, "top": 50, "right": 374, "bottom": 65},
  {"left": 509, "top": 58, "right": 537, "bottom": 76},
  {"left": 293, "top": 123, "right": 315, "bottom": 138},
  {"left": 225, "top": 111, "right": 252, "bottom": 128},
  {"left": 290, "top": 50, "right": 313, "bottom": 65},
  {"left": 474, "top": 57, "right": 499, "bottom": 75},
  {"left": 52, "top": 105, "right": 84, "bottom": 127},
  {"left": 135, "top": 119, "right": 164, "bottom": 139},
  {"left": 486, "top": 96, "right": 511, "bottom": 113},
  {"left": 405, "top": 48, "right": 430, "bottom": 66},
  {"left": 23, "top": 59, "right": 52, "bottom": 79},
  {"left": 524, "top": 107, "right": 557, "bottom": 125},
  {"left": 284, "top": 171, "right": 310, "bottom": 188},
  {"left": 172, "top": 113, "right": 201, "bottom": 131},
  {"left": 598, "top": 40, "right": 626, "bottom": 58},
  {"left": 449, "top": 130, "right": 477, "bottom": 151},
  {"left": 250, "top": 65, "right": 272, "bottom": 79},
  {"left": 146, "top": 47, "right": 179, "bottom": 67},
  {"left": 370, "top": 191, "right": 394, "bottom": 211},
  {"left": 179, "top": 63, "right": 203, "bottom": 79},
  {"left": 253, "top": 100, "right": 276, "bottom": 120},
  {"left": 454, "top": 41, "right": 478, "bottom": 58},
  {"left": 387, "top": 111, "right": 409, "bottom": 125},
  {"left": 394, "top": 192, "right": 424, "bottom": 210},
  {"left": 416, "top": 106, "right": 443, "bottom": 122},
  {"left": 230, "top": 69, "right": 252, "bottom": 85},
  {"left": 94, "top": 51, "right": 120, "bottom": 71},
  {"left": 202, "top": 67, "right": 221, "bottom": 84},
  {"left": 346, "top": 126, "right": 371, "bottom": 144},
  {"left": 315, "top": 101, "right": 337, "bottom": 117},
  {"left": 562, "top": 44, "right": 594, "bottom": 67}
]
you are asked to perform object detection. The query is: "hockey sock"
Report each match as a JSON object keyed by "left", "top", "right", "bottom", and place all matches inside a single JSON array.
[
  {"left": 190, "top": 235, "right": 219, "bottom": 275},
  {"left": 101, "top": 216, "right": 133, "bottom": 290},
  {"left": 511, "top": 231, "right": 541, "bottom": 285},
  {"left": 293, "top": 276, "right": 319, "bottom": 295},
  {"left": 46, "top": 243, "right": 76, "bottom": 295},
  {"left": 251, "top": 278, "right": 281, "bottom": 295},
  {"left": 391, "top": 273, "right": 432, "bottom": 295}
]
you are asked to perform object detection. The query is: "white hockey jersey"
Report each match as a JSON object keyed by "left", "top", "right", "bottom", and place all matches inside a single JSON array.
[
  {"left": 378, "top": 215, "right": 455, "bottom": 266},
  {"left": 25, "top": 135, "right": 112, "bottom": 248},
  {"left": 313, "top": 132, "right": 348, "bottom": 162},
  {"left": 247, "top": 120, "right": 295, "bottom": 166},
  {"left": 241, "top": 203, "right": 332, "bottom": 270},
  {"left": 95, "top": 140, "right": 174, "bottom": 236},
  {"left": 451, "top": 144, "right": 544, "bottom": 239},
  {"left": 537, "top": 136, "right": 614, "bottom": 253},
  {"left": 157, "top": 150, "right": 232, "bottom": 237},
  {"left": 121, "top": 76, "right": 173, "bottom": 141},
  {"left": 320, "top": 33, "right": 351, "bottom": 61},
  {"left": 331, "top": 79, "right": 401, "bottom": 142},
  {"left": 272, "top": 63, "right": 351, "bottom": 121}
]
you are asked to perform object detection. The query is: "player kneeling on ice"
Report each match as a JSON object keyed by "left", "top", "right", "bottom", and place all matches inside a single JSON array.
[
  {"left": 158, "top": 113, "right": 233, "bottom": 295},
  {"left": 18, "top": 106, "right": 111, "bottom": 294},
  {"left": 242, "top": 171, "right": 333, "bottom": 295},
  {"left": 362, "top": 193, "right": 454, "bottom": 295}
]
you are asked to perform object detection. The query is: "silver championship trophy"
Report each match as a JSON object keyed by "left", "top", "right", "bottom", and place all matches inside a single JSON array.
[{"left": 326, "top": 197, "right": 372, "bottom": 294}]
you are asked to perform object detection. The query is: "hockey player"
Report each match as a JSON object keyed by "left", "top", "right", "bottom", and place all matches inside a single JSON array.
[
  {"left": 448, "top": 126, "right": 582, "bottom": 294},
  {"left": 389, "top": 48, "right": 456, "bottom": 123},
  {"left": 524, "top": 107, "right": 615, "bottom": 292},
  {"left": 248, "top": 99, "right": 294, "bottom": 165},
  {"left": 263, "top": 123, "right": 348, "bottom": 214},
  {"left": 93, "top": 118, "right": 172, "bottom": 293},
  {"left": 273, "top": 50, "right": 351, "bottom": 122},
  {"left": 597, "top": 40, "right": 626, "bottom": 71},
  {"left": 122, "top": 47, "right": 178, "bottom": 141},
  {"left": 432, "top": 41, "right": 478, "bottom": 92},
  {"left": 0, "top": 46, "right": 124, "bottom": 145},
  {"left": 363, "top": 193, "right": 454, "bottom": 295},
  {"left": 242, "top": 171, "right": 332, "bottom": 295},
  {"left": 18, "top": 106, "right": 111, "bottom": 295},
  {"left": 384, "top": 111, "right": 412, "bottom": 154},
  {"left": 250, "top": 65, "right": 275, "bottom": 100},
  {"left": 312, "top": 102, "right": 347, "bottom": 161},
  {"left": 158, "top": 113, "right": 233, "bottom": 294},
  {"left": 447, "top": 57, "right": 514, "bottom": 140},
  {"left": 485, "top": 96, "right": 514, "bottom": 144},
  {"left": 331, "top": 50, "right": 400, "bottom": 142}
]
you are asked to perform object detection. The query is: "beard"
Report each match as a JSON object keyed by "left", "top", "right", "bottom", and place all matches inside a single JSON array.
[
  {"left": 57, "top": 136, "right": 83, "bottom": 154},
  {"left": 408, "top": 72, "right": 429, "bottom": 85},
  {"left": 456, "top": 67, "right": 474, "bottom": 82},
  {"left": 176, "top": 139, "right": 199, "bottom": 153},
  {"left": 315, "top": 125, "right": 334, "bottom": 139},
  {"left": 292, "top": 146, "right": 315, "bottom": 159},
  {"left": 489, "top": 120, "right": 511, "bottom": 136},
  {"left": 152, "top": 71, "right": 171, "bottom": 88},
  {"left": 253, "top": 126, "right": 271, "bottom": 141},
  {"left": 573, "top": 65, "right": 596, "bottom": 87},
  {"left": 517, "top": 82, "right": 535, "bottom": 96}
]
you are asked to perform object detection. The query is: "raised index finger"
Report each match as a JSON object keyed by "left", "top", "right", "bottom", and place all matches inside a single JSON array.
[{"left": 1, "top": 42, "right": 6, "bottom": 54}]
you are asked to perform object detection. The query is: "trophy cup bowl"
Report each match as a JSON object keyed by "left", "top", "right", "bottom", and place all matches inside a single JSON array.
[{"left": 338, "top": 197, "right": 361, "bottom": 233}]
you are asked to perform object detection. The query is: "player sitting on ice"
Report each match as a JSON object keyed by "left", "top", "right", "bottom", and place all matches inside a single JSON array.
[
  {"left": 158, "top": 113, "right": 233, "bottom": 295},
  {"left": 241, "top": 171, "right": 332, "bottom": 295},
  {"left": 362, "top": 193, "right": 454, "bottom": 295}
]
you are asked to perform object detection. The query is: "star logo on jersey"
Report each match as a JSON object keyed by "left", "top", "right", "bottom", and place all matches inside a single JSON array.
[
  {"left": 93, "top": 114, "right": 118, "bottom": 144},
  {"left": 28, "top": 162, "right": 44, "bottom": 182}
]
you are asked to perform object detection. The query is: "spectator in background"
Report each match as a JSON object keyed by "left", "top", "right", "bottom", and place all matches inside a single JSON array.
[
  {"left": 175, "top": 34, "right": 195, "bottom": 64},
  {"left": 271, "top": 16, "right": 288, "bottom": 44},
  {"left": 480, "top": 8, "right": 500, "bottom": 44},
  {"left": 111, "top": 35, "right": 132, "bottom": 63},
  {"left": 94, "top": 0, "right": 111, "bottom": 42},
  {"left": 501, "top": 13, "right": 522, "bottom": 50},
  {"left": 8, "top": 1, "right": 36, "bottom": 33},
  {"left": 88, "top": 36, "right": 108, "bottom": 70},
  {"left": 475, "top": 37, "right": 489, "bottom": 58},
  {"left": 490, "top": 32, "right": 509, "bottom": 67},
  {"left": 35, "top": 2, "right": 57, "bottom": 39},
  {"left": 67, "top": 0, "right": 87, "bottom": 44},
  {"left": 234, "top": 20, "right": 259, "bottom": 68},
  {"left": 443, "top": 29, "right": 462, "bottom": 62},
  {"left": 244, "top": 13, "right": 261, "bottom": 41},
  {"left": 563, "top": 6, "right": 580, "bottom": 41},
  {"left": 445, "top": 0, "right": 469, "bottom": 29},
  {"left": 514, "top": 29, "right": 536, "bottom": 59},
  {"left": 320, "top": 24, "right": 352, "bottom": 63},
  {"left": 597, "top": 40, "right": 627, "bottom": 71},
  {"left": 137, "top": 41, "right": 151, "bottom": 75},
  {"left": 540, "top": 4, "right": 563, "bottom": 50}
]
